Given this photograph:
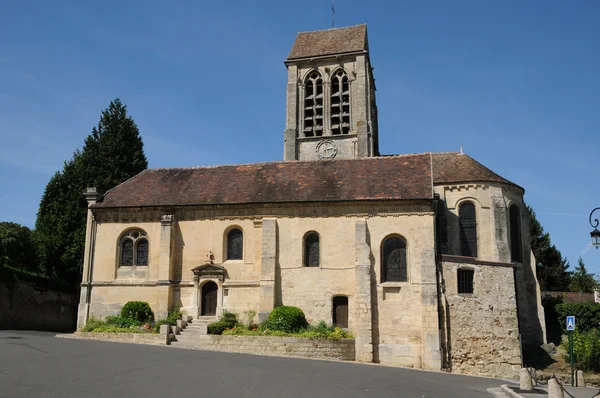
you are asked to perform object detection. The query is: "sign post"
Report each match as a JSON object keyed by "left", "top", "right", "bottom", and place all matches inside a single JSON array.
[{"left": 567, "top": 315, "right": 575, "bottom": 386}]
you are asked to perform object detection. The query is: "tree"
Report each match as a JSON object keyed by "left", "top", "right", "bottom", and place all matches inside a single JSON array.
[
  {"left": 527, "top": 205, "right": 571, "bottom": 291},
  {"left": 0, "top": 222, "right": 39, "bottom": 271},
  {"left": 569, "top": 257, "right": 597, "bottom": 293},
  {"left": 35, "top": 99, "right": 148, "bottom": 285}
]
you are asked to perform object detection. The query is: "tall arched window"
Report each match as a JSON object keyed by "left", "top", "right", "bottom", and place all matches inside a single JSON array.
[
  {"left": 304, "top": 232, "right": 320, "bottom": 267},
  {"left": 330, "top": 69, "right": 350, "bottom": 135},
  {"left": 227, "top": 228, "right": 243, "bottom": 260},
  {"left": 120, "top": 229, "right": 148, "bottom": 267},
  {"left": 510, "top": 205, "right": 522, "bottom": 262},
  {"left": 303, "top": 71, "right": 324, "bottom": 137},
  {"left": 381, "top": 236, "right": 407, "bottom": 282},
  {"left": 459, "top": 202, "right": 478, "bottom": 258}
]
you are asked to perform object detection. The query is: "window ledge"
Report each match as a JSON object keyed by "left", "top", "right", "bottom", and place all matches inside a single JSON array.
[{"left": 379, "top": 281, "right": 409, "bottom": 288}]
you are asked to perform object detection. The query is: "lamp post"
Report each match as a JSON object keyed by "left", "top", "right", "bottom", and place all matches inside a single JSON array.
[{"left": 590, "top": 208, "right": 600, "bottom": 249}]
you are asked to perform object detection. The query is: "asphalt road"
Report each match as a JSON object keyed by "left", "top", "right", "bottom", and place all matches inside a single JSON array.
[{"left": 0, "top": 330, "right": 506, "bottom": 398}]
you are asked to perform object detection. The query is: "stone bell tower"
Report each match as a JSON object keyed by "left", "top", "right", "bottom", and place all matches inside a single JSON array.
[{"left": 283, "top": 24, "right": 379, "bottom": 161}]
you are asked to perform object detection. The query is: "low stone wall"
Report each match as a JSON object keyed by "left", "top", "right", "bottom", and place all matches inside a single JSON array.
[
  {"left": 0, "top": 280, "right": 77, "bottom": 332},
  {"left": 67, "top": 332, "right": 168, "bottom": 346},
  {"left": 178, "top": 335, "right": 355, "bottom": 361}
]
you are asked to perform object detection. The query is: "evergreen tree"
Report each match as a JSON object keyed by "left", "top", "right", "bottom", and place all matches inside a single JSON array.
[
  {"left": 527, "top": 205, "right": 571, "bottom": 291},
  {"left": 0, "top": 222, "right": 39, "bottom": 271},
  {"left": 35, "top": 99, "right": 148, "bottom": 285},
  {"left": 569, "top": 257, "right": 597, "bottom": 293}
]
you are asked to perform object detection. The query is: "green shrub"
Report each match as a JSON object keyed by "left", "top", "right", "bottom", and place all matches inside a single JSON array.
[
  {"left": 556, "top": 302, "right": 600, "bottom": 333},
  {"left": 261, "top": 306, "right": 308, "bottom": 333},
  {"left": 207, "top": 311, "right": 239, "bottom": 335},
  {"left": 82, "top": 316, "right": 106, "bottom": 332},
  {"left": 105, "top": 315, "right": 142, "bottom": 328},
  {"left": 153, "top": 319, "right": 171, "bottom": 333},
  {"left": 562, "top": 329, "right": 600, "bottom": 372},
  {"left": 120, "top": 301, "right": 154, "bottom": 323},
  {"left": 166, "top": 310, "right": 182, "bottom": 326}
]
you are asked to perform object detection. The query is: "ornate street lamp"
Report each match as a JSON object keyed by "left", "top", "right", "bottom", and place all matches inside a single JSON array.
[{"left": 590, "top": 208, "right": 600, "bottom": 249}]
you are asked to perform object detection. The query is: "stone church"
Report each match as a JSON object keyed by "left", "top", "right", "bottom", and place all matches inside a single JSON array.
[{"left": 77, "top": 25, "right": 546, "bottom": 376}]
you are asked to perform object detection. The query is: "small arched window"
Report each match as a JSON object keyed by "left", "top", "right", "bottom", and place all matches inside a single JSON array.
[
  {"left": 382, "top": 236, "right": 407, "bottom": 282},
  {"left": 330, "top": 69, "right": 350, "bottom": 135},
  {"left": 227, "top": 228, "right": 243, "bottom": 260},
  {"left": 120, "top": 229, "right": 148, "bottom": 267},
  {"left": 304, "top": 232, "right": 320, "bottom": 267},
  {"left": 459, "top": 202, "right": 478, "bottom": 258},
  {"left": 510, "top": 205, "right": 522, "bottom": 262},
  {"left": 303, "top": 71, "right": 324, "bottom": 137}
]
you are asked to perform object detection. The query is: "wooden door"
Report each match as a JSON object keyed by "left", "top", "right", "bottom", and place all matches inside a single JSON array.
[
  {"left": 201, "top": 282, "right": 218, "bottom": 316},
  {"left": 333, "top": 296, "right": 348, "bottom": 328}
]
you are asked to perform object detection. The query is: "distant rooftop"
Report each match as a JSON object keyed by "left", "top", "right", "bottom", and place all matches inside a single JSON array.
[{"left": 287, "top": 24, "right": 368, "bottom": 60}]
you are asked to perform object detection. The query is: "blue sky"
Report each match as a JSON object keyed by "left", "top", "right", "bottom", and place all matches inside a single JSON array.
[{"left": 1, "top": 1, "right": 599, "bottom": 273}]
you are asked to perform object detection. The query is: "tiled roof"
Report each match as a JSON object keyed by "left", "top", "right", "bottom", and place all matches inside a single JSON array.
[
  {"left": 431, "top": 153, "right": 519, "bottom": 188},
  {"left": 93, "top": 155, "right": 433, "bottom": 208},
  {"left": 287, "top": 25, "right": 368, "bottom": 60}
]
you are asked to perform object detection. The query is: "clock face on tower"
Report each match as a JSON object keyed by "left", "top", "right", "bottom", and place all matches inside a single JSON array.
[{"left": 316, "top": 140, "right": 338, "bottom": 159}]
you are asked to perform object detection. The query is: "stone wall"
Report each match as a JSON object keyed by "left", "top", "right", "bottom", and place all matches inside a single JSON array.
[
  {"left": 0, "top": 280, "right": 77, "bottom": 332},
  {"left": 176, "top": 335, "right": 355, "bottom": 361},
  {"left": 68, "top": 332, "right": 167, "bottom": 346},
  {"left": 441, "top": 258, "right": 521, "bottom": 378}
]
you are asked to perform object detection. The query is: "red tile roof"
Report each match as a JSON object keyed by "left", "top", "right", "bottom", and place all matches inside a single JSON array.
[
  {"left": 287, "top": 25, "right": 368, "bottom": 60},
  {"left": 431, "top": 153, "right": 518, "bottom": 187},
  {"left": 93, "top": 155, "right": 433, "bottom": 208},
  {"left": 92, "top": 153, "right": 520, "bottom": 209}
]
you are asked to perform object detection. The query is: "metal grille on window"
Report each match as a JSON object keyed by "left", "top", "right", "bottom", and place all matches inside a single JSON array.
[
  {"left": 457, "top": 269, "right": 474, "bottom": 294},
  {"left": 330, "top": 70, "right": 350, "bottom": 135},
  {"left": 121, "top": 239, "right": 134, "bottom": 266},
  {"left": 136, "top": 239, "right": 148, "bottom": 266},
  {"left": 303, "top": 72, "right": 324, "bottom": 137},
  {"left": 382, "top": 237, "right": 407, "bottom": 282},
  {"left": 304, "top": 233, "right": 320, "bottom": 267},
  {"left": 227, "top": 229, "right": 243, "bottom": 260},
  {"left": 459, "top": 202, "right": 478, "bottom": 258},
  {"left": 510, "top": 205, "right": 522, "bottom": 262}
]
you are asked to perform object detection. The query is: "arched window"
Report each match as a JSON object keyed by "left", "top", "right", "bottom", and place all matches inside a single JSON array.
[
  {"left": 120, "top": 229, "right": 148, "bottom": 267},
  {"left": 227, "top": 228, "right": 243, "bottom": 260},
  {"left": 510, "top": 205, "right": 522, "bottom": 262},
  {"left": 333, "top": 296, "right": 348, "bottom": 328},
  {"left": 304, "top": 232, "right": 320, "bottom": 267},
  {"left": 330, "top": 69, "right": 350, "bottom": 135},
  {"left": 303, "top": 71, "right": 324, "bottom": 137},
  {"left": 381, "top": 236, "right": 407, "bottom": 282},
  {"left": 459, "top": 202, "right": 478, "bottom": 258}
]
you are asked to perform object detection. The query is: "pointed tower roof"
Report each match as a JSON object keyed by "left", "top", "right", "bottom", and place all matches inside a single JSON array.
[{"left": 287, "top": 24, "right": 368, "bottom": 60}]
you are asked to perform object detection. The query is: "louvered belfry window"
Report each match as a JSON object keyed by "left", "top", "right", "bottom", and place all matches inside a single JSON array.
[
  {"left": 510, "top": 205, "right": 522, "bottom": 262},
  {"left": 459, "top": 202, "right": 478, "bottom": 258},
  {"left": 330, "top": 70, "right": 350, "bottom": 135},
  {"left": 304, "top": 233, "right": 320, "bottom": 267},
  {"left": 227, "top": 228, "right": 243, "bottom": 260},
  {"left": 303, "top": 72, "right": 324, "bottom": 137},
  {"left": 120, "top": 229, "right": 148, "bottom": 267},
  {"left": 382, "top": 236, "right": 407, "bottom": 282},
  {"left": 457, "top": 268, "right": 474, "bottom": 294}
]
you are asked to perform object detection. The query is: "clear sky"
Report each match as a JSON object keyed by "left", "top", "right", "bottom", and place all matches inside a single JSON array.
[{"left": 1, "top": 1, "right": 598, "bottom": 273}]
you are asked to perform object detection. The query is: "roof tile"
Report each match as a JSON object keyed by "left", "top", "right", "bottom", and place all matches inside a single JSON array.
[{"left": 287, "top": 25, "right": 368, "bottom": 60}]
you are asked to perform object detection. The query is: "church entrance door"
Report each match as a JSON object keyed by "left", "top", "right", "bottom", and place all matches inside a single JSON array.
[{"left": 201, "top": 281, "right": 218, "bottom": 316}]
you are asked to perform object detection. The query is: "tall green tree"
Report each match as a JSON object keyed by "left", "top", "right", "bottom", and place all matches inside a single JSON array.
[
  {"left": 527, "top": 205, "right": 571, "bottom": 291},
  {"left": 569, "top": 257, "right": 597, "bottom": 293},
  {"left": 0, "top": 222, "right": 39, "bottom": 271},
  {"left": 35, "top": 99, "right": 148, "bottom": 285}
]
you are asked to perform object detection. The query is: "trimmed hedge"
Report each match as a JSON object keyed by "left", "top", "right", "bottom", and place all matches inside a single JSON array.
[
  {"left": 556, "top": 302, "right": 600, "bottom": 333},
  {"left": 121, "top": 301, "right": 154, "bottom": 323},
  {"left": 262, "top": 306, "right": 308, "bottom": 333},
  {"left": 207, "top": 311, "right": 239, "bottom": 335}
]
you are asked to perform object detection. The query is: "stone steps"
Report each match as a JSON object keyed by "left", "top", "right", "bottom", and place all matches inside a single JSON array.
[{"left": 169, "top": 316, "right": 216, "bottom": 345}]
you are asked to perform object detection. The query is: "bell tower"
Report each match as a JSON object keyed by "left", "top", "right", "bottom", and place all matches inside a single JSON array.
[{"left": 283, "top": 24, "right": 379, "bottom": 161}]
